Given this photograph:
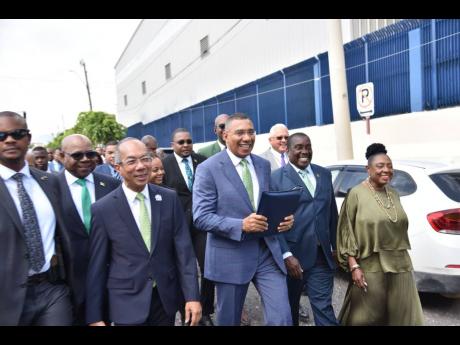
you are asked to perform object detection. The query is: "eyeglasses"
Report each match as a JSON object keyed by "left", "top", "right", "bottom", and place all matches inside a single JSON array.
[
  {"left": 175, "top": 139, "right": 193, "bottom": 145},
  {"left": 65, "top": 150, "right": 98, "bottom": 161},
  {"left": 217, "top": 124, "right": 225, "bottom": 130},
  {"left": 232, "top": 129, "right": 256, "bottom": 137},
  {"left": 122, "top": 156, "right": 153, "bottom": 167},
  {"left": 275, "top": 136, "right": 289, "bottom": 141},
  {"left": 0, "top": 129, "right": 30, "bottom": 142}
]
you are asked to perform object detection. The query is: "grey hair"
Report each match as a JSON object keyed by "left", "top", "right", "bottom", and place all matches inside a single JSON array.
[
  {"left": 114, "top": 137, "right": 151, "bottom": 164},
  {"left": 269, "top": 123, "right": 288, "bottom": 136}
]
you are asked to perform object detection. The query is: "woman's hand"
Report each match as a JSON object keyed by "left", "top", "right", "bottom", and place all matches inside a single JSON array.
[{"left": 352, "top": 268, "right": 367, "bottom": 291}]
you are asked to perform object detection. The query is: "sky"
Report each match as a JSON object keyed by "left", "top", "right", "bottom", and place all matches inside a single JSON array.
[{"left": 0, "top": 19, "right": 141, "bottom": 144}]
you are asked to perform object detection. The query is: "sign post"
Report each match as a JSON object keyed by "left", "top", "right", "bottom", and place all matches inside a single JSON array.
[{"left": 356, "top": 82, "right": 374, "bottom": 135}]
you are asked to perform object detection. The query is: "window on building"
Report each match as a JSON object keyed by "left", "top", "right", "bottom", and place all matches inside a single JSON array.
[
  {"left": 124, "top": 94, "right": 128, "bottom": 106},
  {"left": 165, "top": 63, "right": 171, "bottom": 80},
  {"left": 200, "top": 35, "right": 209, "bottom": 57},
  {"left": 142, "top": 81, "right": 146, "bottom": 95}
]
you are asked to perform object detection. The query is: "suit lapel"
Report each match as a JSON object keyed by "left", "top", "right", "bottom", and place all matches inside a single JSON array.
[
  {"left": 251, "top": 154, "right": 265, "bottom": 201},
  {"left": 148, "top": 185, "right": 161, "bottom": 256},
  {"left": 310, "top": 164, "right": 321, "bottom": 198},
  {"left": 0, "top": 177, "right": 24, "bottom": 238},
  {"left": 58, "top": 173, "right": 87, "bottom": 234},
  {"left": 285, "top": 164, "right": 313, "bottom": 200},
  {"left": 220, "top": 152, "right": 253, "bottom": 211},
  {"left": 171, "top": 156, "right": 189, "bottom": 191},
  {"left": 114, "top": 187, "right": 150, "bottom": 254},
  {"left": 94, "top": 174, "right": 108, "bottom": 200}
]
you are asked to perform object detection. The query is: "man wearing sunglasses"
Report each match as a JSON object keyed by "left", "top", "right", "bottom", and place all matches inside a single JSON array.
[
  {"left": 197, "top": 114, "right": 229, "bottom": 158},
  {"left": 57, "top": 134, "right": 120, "bottom": 325},
  {"left": 162, "top": 128, "right": 215, "bottom": 326},
  {"left": 0, "top": 111, "right": 73, "bottom": 325},
  {"left": 259, "top": 123, "right": 290, "bottom": 171}
]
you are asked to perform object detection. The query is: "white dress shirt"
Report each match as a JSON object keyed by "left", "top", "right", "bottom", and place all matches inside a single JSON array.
[
  {"left": 269, "top": 147, "right": 286, "bottom": 168},
  {"left": 121, "top": 183, "right": 151, "bottom": 233},
  {"left": 226, "top": 149, "right": 261, "bottom": 210},
  {"left": 0, "top": 162, "right": 56, "bottom": 275},
  {"left": 174, "top": 152, "right": 194, "bottom": 185},
  {"left": 64, "top": 170, "right": 96, "bottom": 224}
]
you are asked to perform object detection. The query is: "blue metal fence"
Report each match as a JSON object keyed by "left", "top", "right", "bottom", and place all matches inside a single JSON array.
[{"left": 129, "top": 19, "right": 460, "bottom": 146}]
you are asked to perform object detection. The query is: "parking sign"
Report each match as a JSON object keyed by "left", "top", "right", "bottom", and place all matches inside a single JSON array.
[{"left": 356, "top": 82, "right": 374, "bottom": 117}]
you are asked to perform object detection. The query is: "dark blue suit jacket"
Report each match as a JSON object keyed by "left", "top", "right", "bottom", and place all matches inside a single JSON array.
[
  {"left": 271, "top": 163, "right": 338, "bottom": 271},
  {"left": 193, "top": 150, "right": 286, "bottom": 284},
  {"left": 57, "top": 171, "right": 120, "bottom": 308},
  {"left": 86, "top": 184, "right": 200, "bottom": 325}
]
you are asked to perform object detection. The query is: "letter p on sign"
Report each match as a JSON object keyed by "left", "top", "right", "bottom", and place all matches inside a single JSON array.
[{"left": 356, "top": 82, "right": 374, "bottom": 117}]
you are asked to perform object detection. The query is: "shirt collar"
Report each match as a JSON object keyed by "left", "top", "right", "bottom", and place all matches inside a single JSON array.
[
  {"left": 65, "top": 169, "right": 94, "bottom": 186},
  {"left": 174, "top": 152, "right": 191, "bottom": 164},
  {"left": 269, "top": 146, "right": 284, "bottom": 159},
  {"left": 289, "top": 161, "right": 313, "bottom": 175},
  {"left": 216, "top": 140, "right": 225, "bottom": 150},
  {"left": 0, "top": 161, "right": 31, "bottom": 180},
  {"left": 226, "top": 148, "right": 253, "bottom": 168},
  {"left": 122, "top": 183, "right": 149, "bottom": 203}
]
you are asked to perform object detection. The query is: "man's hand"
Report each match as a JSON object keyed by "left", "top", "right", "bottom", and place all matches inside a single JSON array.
[
  {"left": 89, "top": 321, "right": 106, "bottom": 326},
  {"left": 284, "top": 256, "right": 303, "bottom": 280},
  {"left": 242, "top": 213, "right": 268, "bottom": 233},
  {"left": 277, "top": 214, "right": 294, "bottom": 232},
  {"left": 184, "top": 301, "right": 202, "bottom": 326}
]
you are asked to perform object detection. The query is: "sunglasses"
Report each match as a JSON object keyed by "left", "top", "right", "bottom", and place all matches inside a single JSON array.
[
  {"left": 65, "top": 150, "right": 98, "bottom": 161},
  {"left": 0, "top": 129, "right": 30, "bottom": 142},
  {"left": 175, "top": 139, "right": 193, "bottom": 145},
  {"left": 217, "top": 124, "right": 225, "bottom": 130},
  {"left": 275, "top": 136, "right": 289, "bottom": 141}
]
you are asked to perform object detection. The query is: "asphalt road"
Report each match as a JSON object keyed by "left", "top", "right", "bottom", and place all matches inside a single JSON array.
[{"left": 177, "top": 270, "right": 460, "bottom": 326}]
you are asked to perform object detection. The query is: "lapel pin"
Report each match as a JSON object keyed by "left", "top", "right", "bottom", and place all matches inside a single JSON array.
[
  {"left": 155, "top": 194, "right": 162, "bottom": 201},
  {"left": 100, "top": 181, "right": 106, "bottom": 187},
  {"left": 40, "top": 176, "right": 48, "bottom": 180}
]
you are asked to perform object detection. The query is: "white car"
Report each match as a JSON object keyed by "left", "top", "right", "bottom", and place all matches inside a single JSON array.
[{"left": 326, "top": 160, "right": 460, "bottom": 296}]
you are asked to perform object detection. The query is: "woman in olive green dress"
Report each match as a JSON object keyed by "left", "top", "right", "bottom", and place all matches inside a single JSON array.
[{"left": 336, "top": 143, "right": 424, "bottom": 326}]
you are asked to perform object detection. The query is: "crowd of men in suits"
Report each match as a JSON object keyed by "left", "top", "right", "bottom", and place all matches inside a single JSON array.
[{"left": 0, "top": 110, "right": 338, "bottom": 326}]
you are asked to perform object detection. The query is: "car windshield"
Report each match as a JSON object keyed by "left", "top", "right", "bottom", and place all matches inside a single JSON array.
[{"left": 430, "top": 172, "right": 460, "bottom": 202}]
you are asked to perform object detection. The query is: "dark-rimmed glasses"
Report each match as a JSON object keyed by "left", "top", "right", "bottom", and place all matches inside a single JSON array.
[
  {"left": 64, "top": 150, "right": 98, "bottom": 161},
  {"left": 0, "top": 129, "right": 30, "bottom": 142},
  {"left": 175, "top": 139, "right": 193, "bottom": 145}
]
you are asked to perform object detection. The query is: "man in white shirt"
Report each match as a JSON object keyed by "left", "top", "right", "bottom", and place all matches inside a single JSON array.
[
  {"left": 259, "top": 123, "right": 289, "bottom": 171},
  {"left": 0, "top": 111, "right": 73, "bottom": 325}
]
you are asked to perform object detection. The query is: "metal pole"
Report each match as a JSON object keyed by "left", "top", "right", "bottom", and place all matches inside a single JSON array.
[
  {"left": 80, "top": 59, "right": 93, "bottom": 112},
  {"left": 327, "top": 19, "right": 354, "bottom": 160}
]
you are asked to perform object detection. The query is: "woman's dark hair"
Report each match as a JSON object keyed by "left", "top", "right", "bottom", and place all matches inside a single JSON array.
[{"left": 365, "top": 143, "right": 387, "bottom": 160}]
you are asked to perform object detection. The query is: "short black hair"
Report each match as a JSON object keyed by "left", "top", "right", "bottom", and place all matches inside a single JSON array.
[
  {"left": 0, "top": 111, "right": 28, "bottom": 129},
  {"left": 105, "top": 140, "right": 118, "bottom": 147},
  {"left": 171, "top": 128, "right": 190, "bottom": 142},
  {"left": 32, "top": 146, "right": 47, "bottom": 153},
  {"left": 366, "top": 143, "right": 387, "bottom": 161},
  {"left": 225, "top": 113, "right": 252, "bottom": 130},
  {"left": 287, "top": 132, "right": 309, "bottom": 150}
]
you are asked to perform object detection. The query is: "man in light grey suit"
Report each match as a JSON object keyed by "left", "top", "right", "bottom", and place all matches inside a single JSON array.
[
  {"left": 193, "top": 113, "right": 294, "bottom": 326},
  {"left": 259, "top": 123, "right": 289, "bottom": 171}
]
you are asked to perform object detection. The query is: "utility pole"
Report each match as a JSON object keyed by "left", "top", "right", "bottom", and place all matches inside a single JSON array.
[
  {"left": 80, "top": 59, "right": 93, "bottom": 112},
  {"left": 327, "top": 19, "right": 354, "bottom": 160}
]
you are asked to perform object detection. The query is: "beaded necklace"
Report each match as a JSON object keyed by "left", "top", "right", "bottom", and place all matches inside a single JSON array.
[{"left": 365, "top": 177, "right": 398, "bottom": 223}]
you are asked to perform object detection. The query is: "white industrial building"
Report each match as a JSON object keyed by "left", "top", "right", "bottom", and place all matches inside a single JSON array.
[{"left": 114, "top": 19, "right": 460, "bottom": 165}]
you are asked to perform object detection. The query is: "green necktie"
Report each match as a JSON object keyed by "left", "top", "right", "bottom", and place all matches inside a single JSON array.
[
  {"left": 76, "top": 178, "right": 92, "bottom": 233},
  {"left": 240, "top": 158, "right": 255, "bottom": 211},
  {"left": 299, "top": 170, "right": 315, "bottom": 196},
  {"left": 135, "top": 192, "right": 151, "bottom": 252}
]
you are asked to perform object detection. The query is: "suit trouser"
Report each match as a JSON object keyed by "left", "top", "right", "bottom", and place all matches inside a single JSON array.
[
  {"left": 115, "top": 287, "right": 175, "bottom": 326},
  {"left": 287, "top": 248, "right": 338, "bottom": 326},
  {"left": 215, "top": 240, "right": 292, "bottom": 326},
  {"left": 18, "top": 280, "right": 73, "bottom": 326},
  {"left": 190, "top": 227, "right": 215, "bottom": 315}
]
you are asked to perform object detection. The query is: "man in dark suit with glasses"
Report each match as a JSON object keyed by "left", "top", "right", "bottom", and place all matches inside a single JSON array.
[{"left": 0, "top": 111, "right": 73, "bottom": 325}]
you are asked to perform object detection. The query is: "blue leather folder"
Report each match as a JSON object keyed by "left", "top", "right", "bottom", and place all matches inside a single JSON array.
[{"left": 247, "top": 188, "right": 302, "bottom": 238}]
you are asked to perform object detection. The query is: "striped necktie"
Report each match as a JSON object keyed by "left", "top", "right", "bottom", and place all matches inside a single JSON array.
[
  {"left": 240, "top": 158, "right": 255, "bottom": 211},
  {"left": 298, "top": 170, "right": 315, "bottom": 196},
  {"left": 135, "top": 192, "right": 151, "bottom": 252}
]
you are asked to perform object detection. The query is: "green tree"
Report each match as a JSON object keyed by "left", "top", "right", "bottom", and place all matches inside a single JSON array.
[
  {"left": 73, "top": 111, "right": 126, "bottom": 145},
  {"left": 48, "top": 111, "right": 126, "bottom": 148}
]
